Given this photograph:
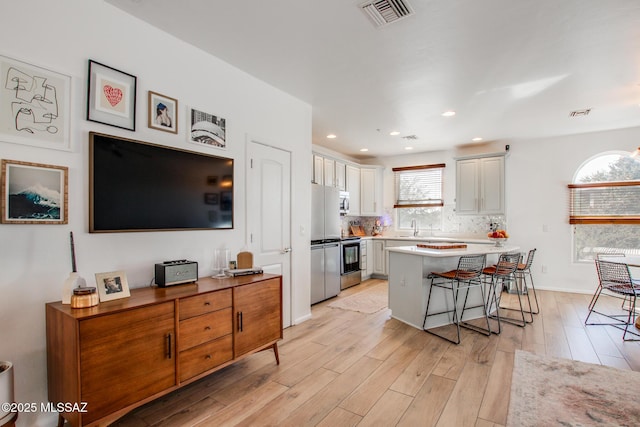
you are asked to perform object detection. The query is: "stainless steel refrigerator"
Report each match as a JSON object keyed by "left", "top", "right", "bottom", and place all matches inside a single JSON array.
[{"left": 310, "top": 184, "right": 341, "bottom": 304}]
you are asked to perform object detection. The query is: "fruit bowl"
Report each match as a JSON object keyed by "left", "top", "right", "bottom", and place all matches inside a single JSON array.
[{"left": 488, "top": 237, "right": 508, "bottom": 247}]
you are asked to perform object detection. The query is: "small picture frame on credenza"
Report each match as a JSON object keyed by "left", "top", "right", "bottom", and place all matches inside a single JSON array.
[{"left": 95, "top": 270, "right": 131, "bottom": 302}]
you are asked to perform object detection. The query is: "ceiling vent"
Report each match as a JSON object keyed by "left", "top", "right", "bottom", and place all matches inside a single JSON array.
[
  {"left": 401, "top": 134, "right": 418, "bottom": 140},
  {"left": 569, "top": 108, "right": 591, "bottom": 117},
  {"left": 360, "top": 0, "right": 414, "bottom": 28}
]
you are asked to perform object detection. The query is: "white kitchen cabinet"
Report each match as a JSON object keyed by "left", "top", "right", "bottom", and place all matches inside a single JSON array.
[
  {"left": 365, "top": 239, "right": 374, "bottom": 279},
  {"left": 456, "top": 156, "right": 504, "bottom": 215},
  {"left": 360, "top": 166, "right": 384, "bottom": 216},
  {"left": 372, "top": 239, "right": 386, "bottom": 277},
  {"left": 323, "top": 158, "right": 335, "bottom": 187},
  {"left": 346, "top": 165, "right": 361, "bottom": 216},
  {"left": 335, "top": 160, "right": 346, "bottom": 191},
  {"left": 313, "top": 154, "right": 324, "bottom": 184}
]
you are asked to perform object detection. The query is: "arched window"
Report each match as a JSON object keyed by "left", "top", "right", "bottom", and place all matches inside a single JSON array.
[{"left": 570, "top": 151, "right": 640, "bottom": 261}]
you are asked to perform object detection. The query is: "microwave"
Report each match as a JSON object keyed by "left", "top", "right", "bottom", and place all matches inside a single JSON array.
[{"left": 339, "top": 191, "right": 350, "bottom": 215}]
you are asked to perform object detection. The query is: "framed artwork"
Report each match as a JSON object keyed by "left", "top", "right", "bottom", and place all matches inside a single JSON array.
[
  {"left": 148, "top": 91, "right": 177, "bottom": 134},
  {"left": 204, "top": 193, "right": 219, "bottom": 205},
  {"left": 220, "top": 190, "right": 232, "bottom": 211},
  {"left": 87, "top": 60, "right": 136, "bottom": 131},
  {"left": 95, "top": 270, "right": 131, "bottom": 302},
  {"left": 188, "top": 107, "right": 226, "bottom": 149},
  {"left": 1, "top": 159, "right": 68, "bottom": 224},
  {"left": 0, "top": 54, "right": 71, "bottom": 151}
]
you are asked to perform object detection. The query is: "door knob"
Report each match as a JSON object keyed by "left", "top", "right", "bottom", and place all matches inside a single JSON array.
[{"left": 281, "top": 247, "right": 292, "bottom": 254}]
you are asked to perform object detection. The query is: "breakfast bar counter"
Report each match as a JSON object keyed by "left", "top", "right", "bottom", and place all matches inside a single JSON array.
[{"left": 386, "top": 244, "right": 519, "bottom": 330}]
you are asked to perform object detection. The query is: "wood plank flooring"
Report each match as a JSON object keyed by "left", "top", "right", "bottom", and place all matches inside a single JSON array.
[{"left": 112, "top": 279, "right": 640, "bottom": 427}]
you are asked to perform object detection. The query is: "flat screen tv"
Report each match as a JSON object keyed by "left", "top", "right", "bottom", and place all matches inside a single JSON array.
[{"left": 89, "top": 132, "right": 233, "bottom": 232}]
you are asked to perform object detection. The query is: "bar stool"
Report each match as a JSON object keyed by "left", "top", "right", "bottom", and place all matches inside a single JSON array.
[
  {"left": 423, "top": 254, "right": 488, "bottom": 344},
  {"left": 483, "top": 252, "right": 524, "bottom": 333},
  {"left": 514, "top": 248, "right": 539, "bottom": 315}
]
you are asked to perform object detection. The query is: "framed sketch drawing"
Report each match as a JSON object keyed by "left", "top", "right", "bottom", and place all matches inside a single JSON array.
[
  {"left": 188, "top": 107, "right": 226, "bottom": 149},
  {"left": 148, "top": 91, "right": 177, "bottom": 133},
  {"left": 95, "top": 270, "right": 131, "bottom": 302},
  {"left": 1, "top": 159, "right": 68, "bottom": 224},
  {"left": 0, "top": 54, "right": 71, "bottom": 151},
  {"left": 87, "top": 60, "right": 137, "bottom": 131}
]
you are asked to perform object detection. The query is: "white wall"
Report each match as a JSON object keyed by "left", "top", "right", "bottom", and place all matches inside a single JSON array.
[
  {"left": 0, "top": 1, "right": 311, "bottom": 425},
  {"left": 372, "top": 126, "right": 640, "bottom": 294}
]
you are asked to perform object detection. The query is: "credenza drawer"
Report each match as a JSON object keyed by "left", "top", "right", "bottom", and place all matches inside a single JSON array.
[
  {"left": 179, "top": 307, "right": 232, "bottom": 350},
  {"left": 179, "top": 288, "right": 232, "bottom": 320},
  {"left": 179, "top": 334, "right": 233, "bottom": 382}
]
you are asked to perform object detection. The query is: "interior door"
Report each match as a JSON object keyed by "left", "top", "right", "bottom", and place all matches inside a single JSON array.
[{"left": 247, "top": 139, "right": 292, "bottom": 327}]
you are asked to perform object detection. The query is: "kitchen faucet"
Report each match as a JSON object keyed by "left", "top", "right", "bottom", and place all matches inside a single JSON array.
[{"left": 411, "top": 219, "right": 419, "bottom": 237}]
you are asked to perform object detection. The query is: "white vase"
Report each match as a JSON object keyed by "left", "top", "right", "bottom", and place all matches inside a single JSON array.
[{"left": 0, "top": 361, "right": 14, "bottom": 421}]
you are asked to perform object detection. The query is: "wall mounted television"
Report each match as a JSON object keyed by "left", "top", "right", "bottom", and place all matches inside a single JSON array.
[{"left": 89, "top": 132, "right": 233, "bottom": 232}]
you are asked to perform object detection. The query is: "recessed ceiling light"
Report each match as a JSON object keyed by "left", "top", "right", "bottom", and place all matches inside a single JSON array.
[
  {"left": 442, "top": 111, "right": 456, "bottom": 117},
  {"left": 472, "top": 137, "right": 483, "bottom": 142},
  {"left": 360, "top": 148, "right": 369, "bottom": 152},
  {"left": 389, "top": 131, "right": 400, "bottom": 136},
  {"left": 326, "top": 134, "right": 337, "bottom": 139},
  {"left": 404, "top": 147, "right": 413, "bottom": 150}
]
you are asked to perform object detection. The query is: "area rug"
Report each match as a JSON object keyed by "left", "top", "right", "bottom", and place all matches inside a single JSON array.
[
  {"left": 328, "top": 284, "right": 388, "bottom": 314},
  {"left": 507, "top": 350, "right": 640, "bottom": 426}
]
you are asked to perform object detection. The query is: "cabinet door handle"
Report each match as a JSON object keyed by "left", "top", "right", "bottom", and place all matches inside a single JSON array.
[
  {"left": 205, "top": 354, "right": 212, "bottom": 360},
  {"left": 204, "top": 301, "right": 211, "bottom": 306},
  {"left": 166, "top": 333, "right": 173, "bottom": 359},
  {"left": 204, "top": 326, "right": 211, "bottom": 331},
  {"left": 237, "top": 311, "right": 243, "bottom": 332}
]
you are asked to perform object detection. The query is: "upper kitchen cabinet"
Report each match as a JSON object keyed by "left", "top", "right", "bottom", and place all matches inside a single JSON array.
[
  {"left": 361, "top": 166, "right": 384, "bottom": 216},
  {"left": 346, "top": 165, "right": 361, "bottom": 216},
  {"left": 335, "top": 160, "right": 346, "bottom": 191},
  {"left": 312, "top": 154, "right": 324, "bottom": 184},
  {"left": 456, "top": 155, "right": 505, "bottom": 215},
  {"left": 323, "top": 157, "right": 335, "bottom": 187}
]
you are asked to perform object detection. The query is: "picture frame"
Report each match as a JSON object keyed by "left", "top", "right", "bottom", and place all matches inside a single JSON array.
[
  {"left": 188, "top": 107, "right": 226, "bottom": 149},
  {"left": 0, "top": 54, "right": 72, "bottom": 151},
  {"left": 95, "top": 270, "right": 131, "bottom": 302},
  {"left": 87, "top": 60, "right": 136, "bottom": 131},
  {"left": 148, "top": 91, "right": 178, "bottom": 134},
  {"left": 204, "top": 192, "right": 219, "bottom": 205},
  {"left": 1, "top": 159, "right": 68, "bottom": 224}
]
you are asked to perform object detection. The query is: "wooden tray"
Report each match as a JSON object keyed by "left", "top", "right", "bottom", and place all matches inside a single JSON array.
[
  {"left": 417, "top": 243, "right": 467, "bottom": 250},
  {"left": 350, "top": 225, "right": 366, "bottom": 237}
]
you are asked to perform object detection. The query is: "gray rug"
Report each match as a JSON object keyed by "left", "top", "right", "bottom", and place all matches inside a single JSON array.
[{"left": 508, "top": 350, "right": 640, "bottom": 426}]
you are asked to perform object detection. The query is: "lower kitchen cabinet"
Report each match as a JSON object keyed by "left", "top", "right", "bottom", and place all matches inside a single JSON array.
[{"left": 46, "top": 274, "right": 282, "bottom": 427}]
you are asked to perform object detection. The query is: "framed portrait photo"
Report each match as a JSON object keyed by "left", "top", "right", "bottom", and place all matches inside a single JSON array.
[
  {"left": 188, "top": 107, "right": 226, "bottom": 149},
  {"left": 0, "top": 54, "right": 72, "bottom": 151},
  {"left": 87, "top": 60, "right": 137, "bottom": 131},
  {"left": 95, "top": 270, "right": 131, "bottom": 302},
  {"left": 1, "top": 159, "right": 68, "bottom": 224},
  {"left": 148, "top": 91, "right": 178, "bottom": 133}
]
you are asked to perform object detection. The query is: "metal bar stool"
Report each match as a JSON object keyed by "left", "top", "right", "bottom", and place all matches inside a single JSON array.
[
  {"left": 423, "top": 254, "right": 488, "bottom": 344},
  {"left": 585, "top": 259, "right": 640, "bottom": 341},
  {"left": 483, "top": 252, "right": 524, "bottom": 332},
  {"left": 513, "top": 248, "right": 539, "bottom": 315}
]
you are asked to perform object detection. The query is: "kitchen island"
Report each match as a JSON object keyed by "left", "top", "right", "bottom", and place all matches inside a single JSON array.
[{"left": 386, "top": 243, "right": 519, "bottom": 330}]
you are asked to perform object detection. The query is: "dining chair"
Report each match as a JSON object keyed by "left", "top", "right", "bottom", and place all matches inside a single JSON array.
[
  {"left": 483, "top": 252, "right": 524, "bottom": 332},
  {"left": 423, "top": 254, "right": 488, "bottom": 344},
  {"left": 591, "top": 252, "right": 626, "bottom": 312},
  {"left": 585, "top": 259, "right": 640, "bottom": 341}
]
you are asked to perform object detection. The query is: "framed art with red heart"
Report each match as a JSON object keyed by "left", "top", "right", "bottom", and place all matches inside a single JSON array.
[{"left": 87, "top": 60, "right": 137, "bottom": 131}]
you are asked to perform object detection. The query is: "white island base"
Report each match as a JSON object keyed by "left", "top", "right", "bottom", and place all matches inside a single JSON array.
[{"left": 387, "top": 244, "right": 520, "bottom": 331}]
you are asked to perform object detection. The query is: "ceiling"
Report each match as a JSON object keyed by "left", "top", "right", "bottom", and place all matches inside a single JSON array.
[{"left": 107, "top": 0, "right": 640, "bottom": 159}]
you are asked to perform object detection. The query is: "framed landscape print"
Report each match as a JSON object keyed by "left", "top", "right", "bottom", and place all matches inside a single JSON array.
[
  {"left": 148, "top": 91, "right": 178, "bottom": 133},
  {"left": 87, "top": 60, "right": 136, "bottom": 131},
  {"left": 95, "top": 270, "right": 131, "bottom": 302},
  {"left": 188, "top": 107, "right": 226, "bottom": 149},
  {"left": 0, "top": 54, "right": 72, "bottom": 151},
  {"left": 1, "top": 159, "right": 68, "bottom": 224}
]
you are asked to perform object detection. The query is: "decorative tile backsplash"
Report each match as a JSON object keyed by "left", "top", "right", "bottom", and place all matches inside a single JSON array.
[{"left": 342, "top": 206, "right": 505, "bottom": 237}]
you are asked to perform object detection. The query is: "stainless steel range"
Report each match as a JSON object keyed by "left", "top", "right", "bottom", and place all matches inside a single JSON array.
[{"left": 340, "top": 236, "right": 362, "bottom": 290}]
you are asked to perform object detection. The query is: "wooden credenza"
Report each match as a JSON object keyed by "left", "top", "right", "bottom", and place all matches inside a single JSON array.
[{"left": 46, "top": 274, "right": 282, "bottom": 427}]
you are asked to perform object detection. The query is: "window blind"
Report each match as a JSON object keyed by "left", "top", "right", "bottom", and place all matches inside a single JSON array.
[
  {"left": 568, "top": 180, "right": 640, "bottom": 224},
  {"left": 393, "top": 163, "right": 445, "bottom": 208}
]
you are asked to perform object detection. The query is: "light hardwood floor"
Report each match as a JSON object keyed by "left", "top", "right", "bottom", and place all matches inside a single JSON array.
[{"left": 112, "top": 279, "right": 640, "bottom": 427}]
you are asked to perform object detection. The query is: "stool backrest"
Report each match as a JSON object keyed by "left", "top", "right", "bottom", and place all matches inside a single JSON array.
[
  {"left": 493, "top": 252, "right": 520, "bottom": 277},
  {"left": 454, "top": 254, "right": 486, "bottom": 280},
  {"left": 521, "top": 248, "right": 536, "bottom": 270}
]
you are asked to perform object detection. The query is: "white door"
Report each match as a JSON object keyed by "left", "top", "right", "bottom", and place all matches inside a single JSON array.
[{"left": 247, "top": 140, "right": 292, "bottom": 327}]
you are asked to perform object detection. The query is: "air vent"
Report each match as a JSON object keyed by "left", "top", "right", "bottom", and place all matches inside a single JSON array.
[
  {"left": 401, "top": 134, "right": 418, "bottom": 140},
  {"left": 569, "top": 108, "right": 591, "bottom": 117},
  {"left": 360, "top": 0, "right": 414, "bottom": 28}
]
